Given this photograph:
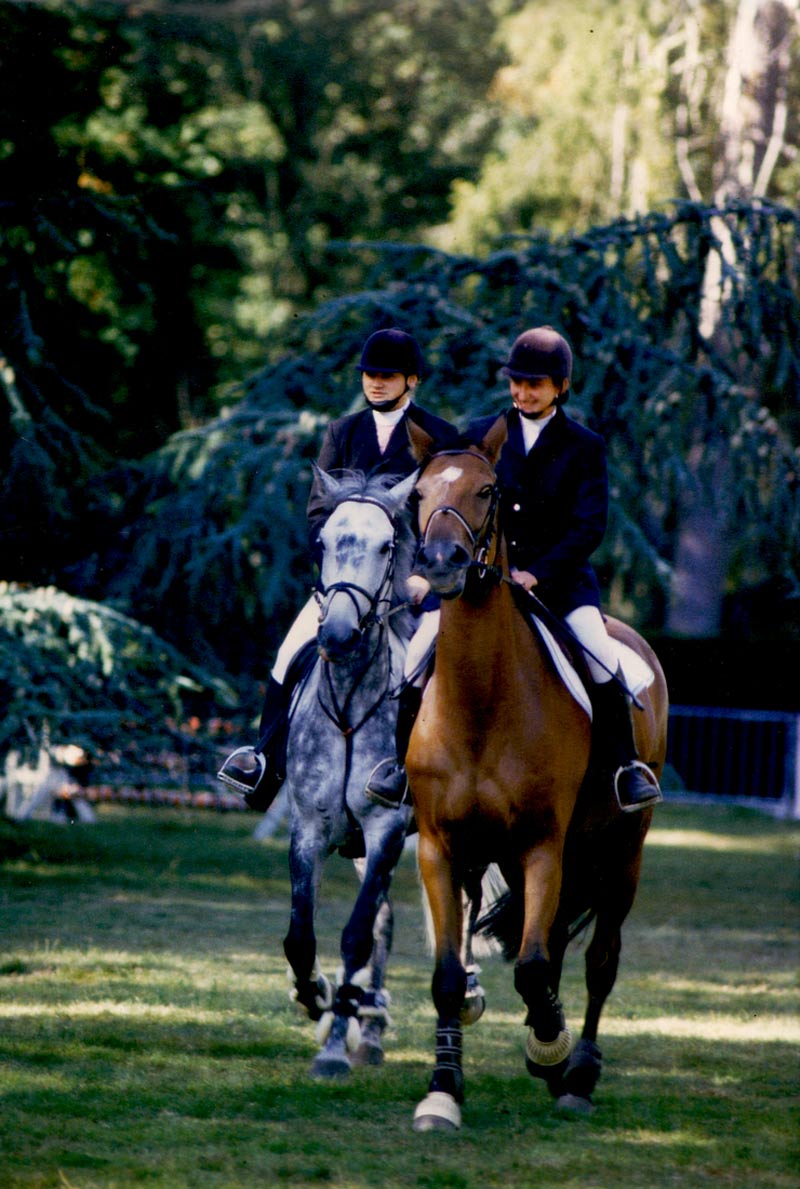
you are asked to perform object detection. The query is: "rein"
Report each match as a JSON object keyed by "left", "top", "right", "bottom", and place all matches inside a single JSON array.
[
  {"left": 317, "top": 626, "right": 391, "bottom": 738},
  {"left": 466, "top": 559, "right": 644, "bottom": 707}
]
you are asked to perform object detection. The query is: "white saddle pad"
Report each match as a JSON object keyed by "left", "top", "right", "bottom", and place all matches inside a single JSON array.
[{"left": 532, "top": 618, "right": 654, "bottom": 720}]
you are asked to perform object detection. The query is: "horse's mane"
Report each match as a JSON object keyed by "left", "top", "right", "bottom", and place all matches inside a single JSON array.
[{"left": 318, "top": 469, "right": 417, "bottom": 603}]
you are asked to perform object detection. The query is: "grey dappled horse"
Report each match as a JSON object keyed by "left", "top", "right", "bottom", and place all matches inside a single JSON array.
[{"left": 282, "top": 467, "right": 417, "bottom": 1078}]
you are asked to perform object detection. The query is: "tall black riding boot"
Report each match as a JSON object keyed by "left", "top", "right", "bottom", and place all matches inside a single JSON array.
[
  {"left": 365, "top": 684, "right": 423, "bottom": 808},
  {"left": 216, "top": 676, "right": 288, "bottom": 810},
  {"left": 590, "top": 672, "right": 662, "bottom": 812}
]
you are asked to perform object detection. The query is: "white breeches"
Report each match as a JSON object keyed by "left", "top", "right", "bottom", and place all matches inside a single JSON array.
[
  {"left": 403, "top": 610, "right": 440, "bottom": 684},
  {"left": 564, "top": 605, "right": 619, "bottom": 683},
  {"left": 401, "top": 603, "right": 619, "bottom": 687},
  {"left": 271, "top": 595, "right": 320, "bottom": 684},
  {"left": 272, "top": 596, "right": 440, "bottom": 689},
  {"left": 277, "top": 599, "right": 619, "bottom": 688}
]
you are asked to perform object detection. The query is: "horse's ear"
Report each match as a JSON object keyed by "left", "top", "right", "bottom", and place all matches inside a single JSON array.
[
  {"left": 477, "top": 412, "right": 508, "bottom": 466},
  {"left": 384, "top": 469, "right": 419, "bottom": 517},
  {"left": 310, "top": 462, "right": 342, "bottom": 504},
  {"left": 406, "top": 418, "right": 436, "bottom": 465}
]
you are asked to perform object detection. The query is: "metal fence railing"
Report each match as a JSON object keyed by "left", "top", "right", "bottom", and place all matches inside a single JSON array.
[{"left": 667, "top": 705, "right": 800, "bottom": 818}]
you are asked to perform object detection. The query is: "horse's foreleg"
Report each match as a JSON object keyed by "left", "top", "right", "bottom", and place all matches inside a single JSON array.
[
  {"left": 283, "top": 839, "right": 332, "bottom": 1022},
  {"left": 352, "top": 896, "right": 394, "bottom": 1067},
  {"left": 515, "top": 843, "right": 574, "bottom": 1083},
  {"left": 413, "top": 833, "right": 466, "bottom": 1133},
  {"left": 313, "top": 836, "right": 404, "bottom": 1079}
]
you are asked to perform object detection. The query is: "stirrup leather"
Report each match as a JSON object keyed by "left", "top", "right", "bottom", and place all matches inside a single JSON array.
[
  {"left": 613, "top": 760, "right": 663, "bottom": 813},
  {"left": 216, "top": 746, "right": 266, "bottom": 794}
]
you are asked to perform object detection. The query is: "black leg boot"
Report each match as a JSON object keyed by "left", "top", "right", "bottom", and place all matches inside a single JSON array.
[
  {"left": 365, "top": 685, "right": 423, "bottom": 808},
  {"left": 217, "top": 676, "right": 288, "bottom": 810},
  {"left": 590, "top": 673, "right": 662, "bottom": 812}
]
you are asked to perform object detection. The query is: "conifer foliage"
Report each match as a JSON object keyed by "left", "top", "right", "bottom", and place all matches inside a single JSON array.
[
  {"left": 3, "top": 202, "right": 798, "bottom": 781},
  {"left": 72, "top": 202, "right": 800, "bottom": 694},
  {"left": 0, "top": 583, "right": 236, "bottom": 786}
]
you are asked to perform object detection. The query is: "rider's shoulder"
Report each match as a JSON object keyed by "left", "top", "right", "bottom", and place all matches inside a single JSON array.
[{"left": 557, "top": 410, "right": 606, "bottom": 451}]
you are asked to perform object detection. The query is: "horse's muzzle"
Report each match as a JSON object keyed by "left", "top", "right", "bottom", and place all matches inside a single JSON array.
[
  {"left": 414, "top": 541, "right": 471, "bottom": 597},
  {"left": 317, "top": 619, "right": 362, "bottom": 662}
]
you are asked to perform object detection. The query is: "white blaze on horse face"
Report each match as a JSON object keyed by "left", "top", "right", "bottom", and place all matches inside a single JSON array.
[{"left": 424, "top": 465, "right": 466, "bottom": 515}]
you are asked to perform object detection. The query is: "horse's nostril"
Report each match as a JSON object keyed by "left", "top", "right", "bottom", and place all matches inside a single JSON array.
[
  {"left": 318, "top": 622, "right": 360, "bottom": 659},
  {"left": 417, "top": 541, "right": 471, "bottom": 572}
]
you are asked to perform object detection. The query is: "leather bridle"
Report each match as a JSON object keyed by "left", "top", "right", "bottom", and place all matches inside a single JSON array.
[
  {"left": 315, "top": 497, "right": 400, "bottom": 640},
  {"left": 418, "top": 451, "right": 501, "bottom": 574}
]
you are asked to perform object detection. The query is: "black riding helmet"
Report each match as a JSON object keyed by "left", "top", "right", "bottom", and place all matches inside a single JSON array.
[
  {"left": 357, "top": 328, "right": 424, "bottom": 378},
  {"left": 502, "top": 326, "right": 572, "bottom": 402}
]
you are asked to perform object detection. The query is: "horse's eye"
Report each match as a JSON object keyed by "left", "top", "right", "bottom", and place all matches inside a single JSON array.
[
  {"left": 379, "top": 542, "right": 391, "bottom": 555},
  {"left": 478, "top": 486, "right": 494, "bottom": 500}
]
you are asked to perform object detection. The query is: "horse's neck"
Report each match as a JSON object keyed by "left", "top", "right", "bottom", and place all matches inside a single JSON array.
[
  {"left": 321, "top": 624, "right": 391, "bottom": 703},
  {"left": 436, "top": 581, "right": 537, "bottom": 705}
]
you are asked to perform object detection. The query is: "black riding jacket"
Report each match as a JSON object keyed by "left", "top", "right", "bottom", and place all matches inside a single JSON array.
[
  {"left": 307, "top": 402, "right": 459, "bottom": 552},
  {"left": 464, "top": 406, "right": 608, "bottom": 616}
]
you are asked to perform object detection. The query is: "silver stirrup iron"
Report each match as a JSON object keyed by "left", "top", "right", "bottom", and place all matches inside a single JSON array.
[
  {"left": 613, "top": 760, "right": 663, "bottom": 813},
  {"left": 216, "top": 746, "right": 266, "bottom": 794}
]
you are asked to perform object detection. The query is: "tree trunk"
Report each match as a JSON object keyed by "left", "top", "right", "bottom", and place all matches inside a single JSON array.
[
  {"left": 667, "top": 483, "right": 732, "bottom": 637},
  {"left": 668, "top": 0, "right": 797, "bottom": 636}
]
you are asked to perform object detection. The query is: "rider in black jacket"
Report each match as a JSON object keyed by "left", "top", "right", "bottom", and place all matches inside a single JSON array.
[
  {"left": 217, "top": 329, "right": 458, "bottom": 809},
  {"left": 466, "top": 326, "right": 661, "bottom": 812}
]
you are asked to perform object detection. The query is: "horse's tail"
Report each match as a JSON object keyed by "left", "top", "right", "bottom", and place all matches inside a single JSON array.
[
  {"left": 419, "top": 859, "right": 509, "bottom": 958},
  {"left": 473, "top": 888, "right": 523, "bottom": 962},
  {"left": 474, "top": 885, "right": 597, "bottom": 961}
]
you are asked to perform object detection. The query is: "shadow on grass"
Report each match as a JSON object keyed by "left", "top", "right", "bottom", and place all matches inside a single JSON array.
[{"left": 0, "top": 802, "right": 797, "bottom": 1186}]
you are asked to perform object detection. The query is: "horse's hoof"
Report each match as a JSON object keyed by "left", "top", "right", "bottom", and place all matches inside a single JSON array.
[
  {"left": 460, "top": 993, "right": 486, "bottom": 1026},
  {"left": 310, "top": 1053, "right": 352, "bottom": 1080},
  {"left": 412, "top": 1091, "right": 461, "bottom": 1132},
  {"left": 556, "top": 1092, "right": 594, "bottom": 1116},
  {"left": 351, "top": 1040, "right": 384, "bottom": 1067}
]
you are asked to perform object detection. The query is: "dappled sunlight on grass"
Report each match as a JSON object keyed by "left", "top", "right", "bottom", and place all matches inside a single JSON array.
[
  {"left": 646, "top": 826, "right": 800, "bottom": 854},
  {"left": 595, "top": 1128, "right": 715, "bottom": 1149},
  {"left": 0, "top": 999, "right": 291, "bottom": 1025},
  {"left": 601, "top": 1015, "right": 800, "bottom": 1041},
  {"left": 2, "top": 803, "right": 797, "bottom": 1188},
  {"left": 642, "top": 973, "right": 797, "bottom": 1000}
]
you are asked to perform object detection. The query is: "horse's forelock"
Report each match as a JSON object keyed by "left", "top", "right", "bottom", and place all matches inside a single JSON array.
[{"left": 316, "top": 469, "right": 368, "bottom": 512}]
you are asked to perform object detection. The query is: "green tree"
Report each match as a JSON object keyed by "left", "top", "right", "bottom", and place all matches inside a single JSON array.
[
  {"left": 437, "top": 0, "right": 800, "bottom": 252},
  {"left": 0, "top": 0, "right": 521, "bottom": 588}
]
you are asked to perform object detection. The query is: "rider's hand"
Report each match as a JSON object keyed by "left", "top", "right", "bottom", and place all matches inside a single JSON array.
[
  {"left": 510, "top": 568, "right": 538, "bottom": 593},
  {"left": 406, "top": 574, "right": 432, "bottom": 605}
]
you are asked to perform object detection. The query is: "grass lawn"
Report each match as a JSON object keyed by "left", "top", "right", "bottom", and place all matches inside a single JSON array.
[{"left": 0, "top": 801, "right": 797, "bottom": 1188}]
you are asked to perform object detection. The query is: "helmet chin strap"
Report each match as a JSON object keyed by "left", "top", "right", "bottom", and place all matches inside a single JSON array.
[
  {"left": 366, "top": 380, "right": 412, "bottom": 412},
  {"left": 515, "top": 398, "right": 559, "bottom": 421},
  {"left": 513, "top": 377, "right": 567, "bottom": 420}
]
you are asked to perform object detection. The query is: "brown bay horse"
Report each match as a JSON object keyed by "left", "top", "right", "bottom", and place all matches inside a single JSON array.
[{"left": 405, "top": 416, "right": 668, "bottom": 1131}]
